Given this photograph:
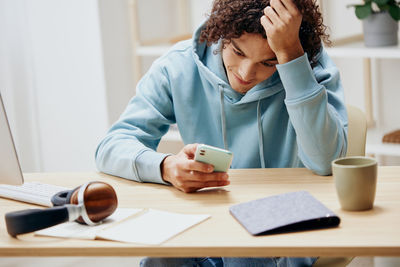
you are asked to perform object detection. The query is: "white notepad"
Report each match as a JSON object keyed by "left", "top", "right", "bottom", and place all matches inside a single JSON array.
[
  {"left": 36, "top": 208, "right": 210, "bottom": 245},
  {"left": 35, "top": 208, "right": 143, "bottom": 240},
  {"left": 97, "top": 209, "right": 210, "bottom": 245}
]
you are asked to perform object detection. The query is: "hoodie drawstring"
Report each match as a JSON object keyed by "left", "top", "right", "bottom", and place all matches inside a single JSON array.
[
  {"left": 257, "top": 99, "right": 266, "bottom": 168},
  {"left": 219, "top": 85, "right": 228, "bottom": 150},
  {"left": 219, "top": 85, "right": 265, "bottom": 168}
]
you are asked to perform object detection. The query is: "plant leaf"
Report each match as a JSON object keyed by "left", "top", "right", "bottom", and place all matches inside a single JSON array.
[
  {"left": 389, "top": 5, "right": 400, "bottom": 20},
  {"left": 355, "top": 5, "right": 373, "bottom": 19},
  {"left": 379, "top": 4, "right": 390, "bottom": 11},
  {"left": 373, "top": 0, "right": 390, "bottom": 5}
]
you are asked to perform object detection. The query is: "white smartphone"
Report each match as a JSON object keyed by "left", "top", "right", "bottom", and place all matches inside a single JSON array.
[{"left": 194, "top": 144, "right": 233, "bottom": 172}]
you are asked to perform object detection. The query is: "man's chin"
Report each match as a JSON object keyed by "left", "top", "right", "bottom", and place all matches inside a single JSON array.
[
  {"left": 232, "top": 84, "right": 252, "bottom": 94},
  {"left": 227, "top": 77, "right": 252, "bottom": 94}
]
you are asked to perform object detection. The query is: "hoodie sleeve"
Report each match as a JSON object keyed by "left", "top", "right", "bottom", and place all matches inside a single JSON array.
[
  {"left": 95, "top": 59, "right": 175, "bottom": 185},
  {"left": 276, "top": 50, "right": 348, "bottom": 175}
]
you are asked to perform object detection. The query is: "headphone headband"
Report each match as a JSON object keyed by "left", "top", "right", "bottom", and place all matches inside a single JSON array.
[{"left": 78, "top": 182, "right": 100, "bottom": 226}]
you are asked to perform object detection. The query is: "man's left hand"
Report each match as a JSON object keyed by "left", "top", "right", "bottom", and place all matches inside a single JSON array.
[{"left": 260, "top": 0, "right": 304, "bottom": 64}]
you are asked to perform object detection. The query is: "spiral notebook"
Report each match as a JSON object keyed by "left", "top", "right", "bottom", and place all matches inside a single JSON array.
[{"left": 229, "top": 191, "right": 340, "bottom": 235}]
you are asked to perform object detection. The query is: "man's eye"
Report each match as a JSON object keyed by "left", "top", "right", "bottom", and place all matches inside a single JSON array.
[
  {"left": 233, "top": 49, "right": 243, "bottom": 56},
  {"left": 262, "top": 62, "right": 276, "bottom": 67}
]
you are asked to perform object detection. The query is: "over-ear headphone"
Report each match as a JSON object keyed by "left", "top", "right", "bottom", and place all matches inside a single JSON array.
[{"left": 5, "top": 181, "right": 118, "bottom": 237}]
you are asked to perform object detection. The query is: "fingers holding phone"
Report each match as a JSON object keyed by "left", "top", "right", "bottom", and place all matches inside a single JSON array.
[
  {"left": 161, "top": 144, "right": 232, "bottom": 193},
  {"left": 194, "top": 144, "right": 233, "bottom": 172}
]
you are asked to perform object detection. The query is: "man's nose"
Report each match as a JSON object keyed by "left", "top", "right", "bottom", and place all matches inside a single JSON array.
[{"left": 238, "top": 60, "right": 256, "bottom": 81}]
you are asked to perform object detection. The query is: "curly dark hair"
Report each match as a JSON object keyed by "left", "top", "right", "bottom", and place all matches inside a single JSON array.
[{"left": 199, "top": 0, "right": 330, "bottom": 65}]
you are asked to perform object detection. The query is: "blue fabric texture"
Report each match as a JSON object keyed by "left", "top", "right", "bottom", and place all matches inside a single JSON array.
[{"left": 95, "top": 23, "right": 347, "bottom": 183}]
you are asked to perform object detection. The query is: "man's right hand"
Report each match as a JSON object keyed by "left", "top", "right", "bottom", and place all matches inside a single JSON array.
[{"left": 161, "top": 144, "right": 230, "bottom": 193}]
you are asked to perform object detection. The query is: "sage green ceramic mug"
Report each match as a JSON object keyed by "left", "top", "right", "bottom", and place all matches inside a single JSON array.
[{"left": 332, "top": 156, "right": 377, "bottom": 211}]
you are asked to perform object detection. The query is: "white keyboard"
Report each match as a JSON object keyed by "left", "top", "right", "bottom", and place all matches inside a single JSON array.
[{"left": 0, "top": 182, "right": 69, "bottom": 207}]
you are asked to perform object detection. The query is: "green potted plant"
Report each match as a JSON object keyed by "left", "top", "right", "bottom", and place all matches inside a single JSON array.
[{"left": 349, "top": 0, "right": 400, "bottom": 47}]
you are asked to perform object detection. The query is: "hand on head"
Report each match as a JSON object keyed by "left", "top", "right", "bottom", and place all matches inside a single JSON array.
[
  {"left": 161, "top": 144, "right": 230, "bottom": 193},
  {"left": 260, "top": 0, "right": 304, "bottom": 63}
]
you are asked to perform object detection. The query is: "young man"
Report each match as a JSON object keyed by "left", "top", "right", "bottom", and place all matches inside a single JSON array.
[{"left": 96, "top": 0, "right": 347, "bottom": 265}]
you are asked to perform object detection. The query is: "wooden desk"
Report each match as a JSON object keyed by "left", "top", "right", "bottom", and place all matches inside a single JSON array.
[{"left": 0, "top": 167, "right": 399, "bottom": 257}]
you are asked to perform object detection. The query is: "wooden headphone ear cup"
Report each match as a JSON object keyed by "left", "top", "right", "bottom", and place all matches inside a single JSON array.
[
  {"left": 70, "top": 182, "right": 118, "bottom": 224},
  {"left": 66, "top": 186, "right": 80, "bottom": 203}
]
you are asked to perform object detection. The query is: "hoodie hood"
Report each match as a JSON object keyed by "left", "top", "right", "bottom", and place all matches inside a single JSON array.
[{"left": 191, "top": 23, "right": 284, "bottom": 105}]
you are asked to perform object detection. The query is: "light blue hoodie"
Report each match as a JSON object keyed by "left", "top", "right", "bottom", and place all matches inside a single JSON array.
[{"left": 95, "top": 25, "right": 348, "bottom": 185}]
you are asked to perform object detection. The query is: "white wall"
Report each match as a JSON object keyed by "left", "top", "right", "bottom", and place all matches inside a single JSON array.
[
  {"left": 322, "top": 0, "right": 361, "bottom": 40},
  {"left": 0, "top": 0, "right": 42, "bottom": 172},
  {"left": 189, "top": 0, "right": 213, "bottom": 32},
  {"left": 0, "top": 0, "right": 109, "bottom": 172},
  {"left": 98, "top": 0, "right": 136, "bottom": 124},
  {"left": 138, "top": 0, "right": 214, "bottom": 76}
]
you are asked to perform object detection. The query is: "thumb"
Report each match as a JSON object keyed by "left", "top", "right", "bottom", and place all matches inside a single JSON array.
[{"left": 182, "top": 143, "right": 199, "bottom": 159}]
